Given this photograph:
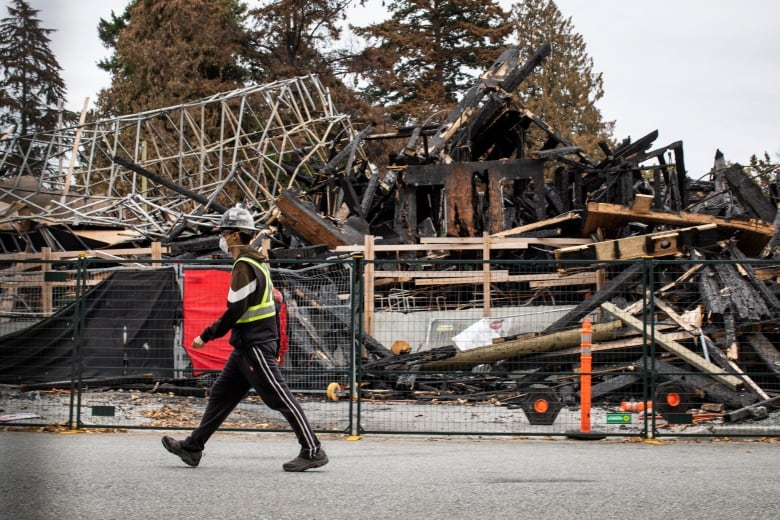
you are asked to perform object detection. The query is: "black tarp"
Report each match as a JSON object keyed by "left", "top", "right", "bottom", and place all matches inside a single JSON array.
[{"left": 0, "top": 268, "right": 181, "bottom": 384}]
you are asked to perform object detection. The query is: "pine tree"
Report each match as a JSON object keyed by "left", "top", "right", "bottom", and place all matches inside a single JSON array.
[
  {"left": 350, "top": 0, "right": 513, "bottom": 125},
  {"left": 96, "top": 0, "right": 248, "bottom": 116},
  {"left": 511, "top": 0, "right": 613, "bottom": 160},
  {"left": 244, "top": 0, "right": 370, "bottom": 122},
  {"left": 0, "top": 0, "right": 68, "bottom": 136}
]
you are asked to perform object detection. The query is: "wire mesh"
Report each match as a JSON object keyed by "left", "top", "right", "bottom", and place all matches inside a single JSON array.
[{"left": 0, "top": 256, "right": 777, "bottom": 438}]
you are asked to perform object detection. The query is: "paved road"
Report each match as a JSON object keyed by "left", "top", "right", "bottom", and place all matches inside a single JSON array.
[{"left": 1, "top": 430, "right": 778, "bottom": 520}]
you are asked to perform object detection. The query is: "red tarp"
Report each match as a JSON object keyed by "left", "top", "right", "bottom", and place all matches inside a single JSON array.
[
  {"left": 182, "top": 269, "right": 288, "bottom": 374},
  {"left": 182, "top": 269, "right": 233, "bottom": 373}
]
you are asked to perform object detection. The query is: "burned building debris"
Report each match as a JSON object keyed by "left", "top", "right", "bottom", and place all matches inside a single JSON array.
[{"left": 1, "top": 44, "right": 779, "bottom": 427}]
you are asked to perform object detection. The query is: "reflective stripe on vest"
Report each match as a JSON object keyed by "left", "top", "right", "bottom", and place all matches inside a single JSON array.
[{"left": 234, "top": 257, "right": 276, "bottom": 323}]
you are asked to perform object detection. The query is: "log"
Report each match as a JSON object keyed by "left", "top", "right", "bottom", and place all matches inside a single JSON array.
[{"left": 421, "top": 320, "right": 623, "bottom": 370}]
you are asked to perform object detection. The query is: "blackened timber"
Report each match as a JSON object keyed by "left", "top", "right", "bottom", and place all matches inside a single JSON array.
[
  {"left": 421, "top": 321, "right": 623, "bottom": 371},
  {"left": 276, "top": 189, "right": 364, "bottom": 249},
  {"left": 542, "top": 262, "right": 642, "bottom": 335},
  {"left": 724, "top": 395, "right": 780, "bottom": 422},
  {"left": 712, "top": 262, "right": 771, "bottom": 321},
  {"left": 727, "top": 242, "right": 780, "bottom": 310},
  {"left": 428, "top": 43, "right": 551, "bottom": 158},
  {"left": 404, "top": 159, "right": 544, "bottom": 236},
  {"left": 724, "top": 164, "right": 776, "bottom": 222},
  {"left": 590, "top": 373, "right": 641, "bottom": 400},
  {"left": 744, "top": 333, "right": 780, "bottom": 379},
  {"left": 112, "top": 156, "right": 228, "bottom": 213}
]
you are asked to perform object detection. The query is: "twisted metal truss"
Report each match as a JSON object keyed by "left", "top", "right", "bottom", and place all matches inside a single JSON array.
[{"left": 0, "top": 75, "right": 364, "bottom": 243}]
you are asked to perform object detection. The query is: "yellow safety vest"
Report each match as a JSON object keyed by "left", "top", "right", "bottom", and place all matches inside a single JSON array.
[{"left": 234, "top": 257, "right": 276, "bottom": 324}]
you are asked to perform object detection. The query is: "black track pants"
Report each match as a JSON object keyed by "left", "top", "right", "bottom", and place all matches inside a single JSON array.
[{"left": 183, "top": 342, "right": 321, "bottom": 456}]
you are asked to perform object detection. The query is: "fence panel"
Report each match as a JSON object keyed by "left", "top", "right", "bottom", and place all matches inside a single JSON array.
[
  {"left": 647, "top": 258, "right": 780, "bottom": 438},
  {"left": 1, "top": 255, "right": 777, "bottom": 438}
]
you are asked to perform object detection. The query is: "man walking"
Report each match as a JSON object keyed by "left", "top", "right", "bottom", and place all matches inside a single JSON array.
[{"left": 162, "top": 204, "right": 327, "bottom": 472}]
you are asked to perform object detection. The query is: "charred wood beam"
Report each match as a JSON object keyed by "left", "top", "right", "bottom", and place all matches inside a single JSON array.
[
  {"left": 421, "top": 321, "right": 623, "bottom": 371},
  {"left": 724, "top": 395, "right": 780, "bottom": 422},
  {"left": 542, "top": 262, "right": 642, "bottom": 335},
  {"left": 725, "top": 243, "right": 780, "bottom": 310},
  {"left": 724, "top": 164, "right": 776, "bottom": 222},
  {"left": 744, "top": 333, "right": 780, "bottom": 379},
  {"left": 112, "top": 155, "right": 228, "bottom": 214},
  {"left": 596, "top": 130, "right": 659, "bottom": 169},
  {"left": 276, "top": 189, "right": 364, "bottom": 249},
  {"left": 590, "top": 373, "right": 641, "bottom": 400},
  {"left": 712, "top": 262, "right": 771, "bottom": 321},
  {"left": 429, "top": 43, "right": 552, "bottom": 159},
  {"left": 292, "top": 285, "right": 392, "bottom": 359}
]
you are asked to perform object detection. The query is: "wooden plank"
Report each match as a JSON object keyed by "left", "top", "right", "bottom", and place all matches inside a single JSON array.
[
  {"left": 601, "top": 302, "right": 744, "bottom": 390},
  {"left": 583, "top": 201, "right": 774, "bottom": 256},
  {"left": 364, "top": 235, "right": 375, "bottom": 336},
  {"left": 631, "top": 194, "right": 653, "bottom": 214},
  {"left": 555, "top": 224, "right": 718, "bottom": 263},
  {"left": 490, "top": 211, "right": 581, "bottom": 238}
]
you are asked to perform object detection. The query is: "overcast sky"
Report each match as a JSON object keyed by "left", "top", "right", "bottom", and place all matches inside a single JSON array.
[{"left": 6, "top": 0, "right": 779, "bottom": 178}]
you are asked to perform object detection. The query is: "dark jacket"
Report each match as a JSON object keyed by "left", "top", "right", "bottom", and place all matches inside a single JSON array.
[{"left": 199, "top": 247, "right": 278, "bottom": 351}]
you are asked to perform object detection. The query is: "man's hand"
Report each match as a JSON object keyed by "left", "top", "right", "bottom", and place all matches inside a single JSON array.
[{"left": 192, "top": 335, "right": 205, "bottom": 349}]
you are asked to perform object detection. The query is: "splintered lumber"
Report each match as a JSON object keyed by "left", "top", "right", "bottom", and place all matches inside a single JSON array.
[
  {"left": 582, "top": 202, "right": 775, "bottom": 256},
  {"left": 601, "top": 302, "right": 744, "bottom": 391},
  {"left": 555, "top": 224, "right": 718, "bottom": 264},
  {"left": 420, "top": 320, "right": 623, "bottom": 370}
]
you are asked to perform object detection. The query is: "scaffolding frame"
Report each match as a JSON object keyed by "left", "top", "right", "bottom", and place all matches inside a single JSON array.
[{"left": 0, "top": 75, "right": 363, "bottom": 242}]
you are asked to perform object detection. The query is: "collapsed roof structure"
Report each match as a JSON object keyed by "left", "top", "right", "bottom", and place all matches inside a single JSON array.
[
  {"left": 1, "top": 44, "right": 779, "bottom": 422},
  {"left": 0, "top": 43, "right": 777, "bottom": 260}
]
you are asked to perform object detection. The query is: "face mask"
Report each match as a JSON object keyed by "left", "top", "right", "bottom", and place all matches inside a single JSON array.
[{"left": 219, "top": 235, "right": 229, "bottom": 254}]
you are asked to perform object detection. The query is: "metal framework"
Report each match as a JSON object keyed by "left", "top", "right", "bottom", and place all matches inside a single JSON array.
[{"left": 0, "top": 75, "right": 363, "bottom": 242}]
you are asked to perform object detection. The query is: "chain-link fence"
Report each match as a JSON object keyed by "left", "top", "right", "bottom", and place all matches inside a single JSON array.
[{"left": 1, "top": 256, "right": 777, "bottom": 438}]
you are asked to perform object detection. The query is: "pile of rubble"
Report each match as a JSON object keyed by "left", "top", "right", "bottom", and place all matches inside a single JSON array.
[{"left": 1, "top": 43, "right": 779, "bottom": 424}]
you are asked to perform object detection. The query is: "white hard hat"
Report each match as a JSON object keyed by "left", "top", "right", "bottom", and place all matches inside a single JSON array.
[{"left": 215, "top": 203, "right": 257, "bottom": 233}]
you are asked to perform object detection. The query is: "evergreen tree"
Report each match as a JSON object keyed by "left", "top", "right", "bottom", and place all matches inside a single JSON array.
[
  {"left": 245, "top": 0, "right": 371, "bottom": 122},
  {"left": 0, "top": 0, "right": 68, "bottom": 136},
  {"left": 96, "top": 0, "right": 248, "bottom": 116},
  {"left": 350, "top": 0, "right": 513, "bottom": 125},
  {"left": 511, "top": 0, "right": 612, "bottom": 160}
]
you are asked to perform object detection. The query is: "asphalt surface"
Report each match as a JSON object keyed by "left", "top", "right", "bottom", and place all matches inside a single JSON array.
[{"left": 0, "top": 430, "right": 778, "bottom": 520}]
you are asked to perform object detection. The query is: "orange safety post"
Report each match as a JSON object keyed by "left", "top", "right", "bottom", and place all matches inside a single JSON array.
[
  {"left": 580, "top": 317, "right": 593, "bottom": 433},
  {"left": 566, "top": 316, "right": 605, "bottom": 440}
]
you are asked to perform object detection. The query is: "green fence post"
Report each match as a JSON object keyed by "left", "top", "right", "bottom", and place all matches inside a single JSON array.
[{"left": 67, "top": 256, "right": 88, "bottom": 430}]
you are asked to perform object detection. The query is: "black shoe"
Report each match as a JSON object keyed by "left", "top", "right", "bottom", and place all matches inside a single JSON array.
[
  {"left": 282, "top": 448, "right": 328, "bottom": 472},
  {"left": 162, "top": 436, "right": 202, "bottom": 467}
]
